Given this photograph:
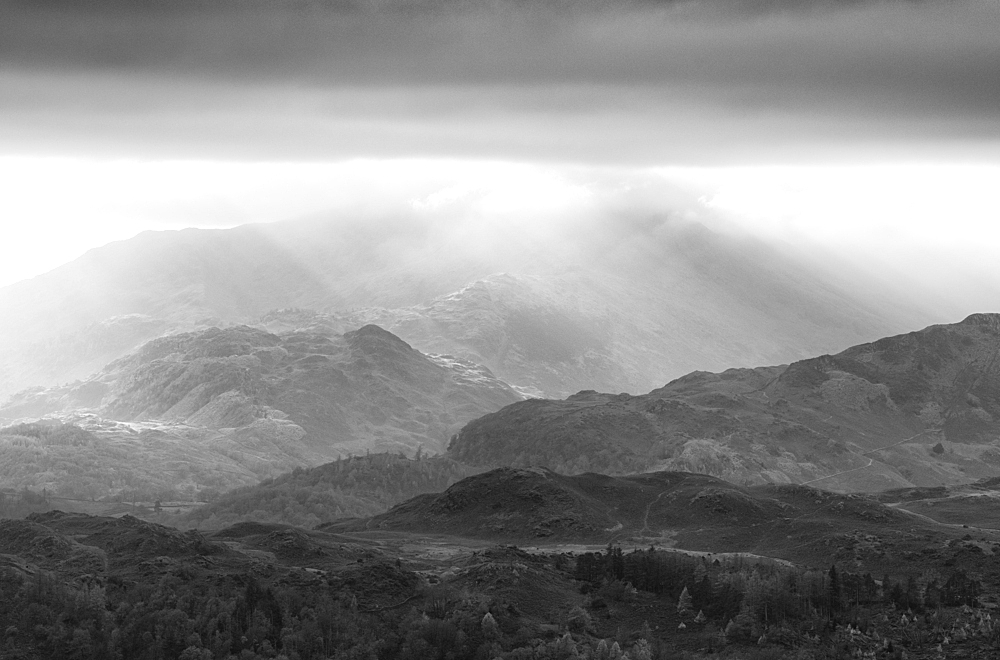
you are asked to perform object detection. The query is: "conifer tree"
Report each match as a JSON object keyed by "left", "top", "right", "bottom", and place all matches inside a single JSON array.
[
  {"left": 828, "top": 565, "right": 842, "bottom": 613},
  {"left": 677, "top": 586, "right": 693, "bottom": 616},
  {"left": 481, "top": 612, "right": 499, "bottom": 640},
  {"left": 630, "top": 639, "right": 652, "bottom": 660}
]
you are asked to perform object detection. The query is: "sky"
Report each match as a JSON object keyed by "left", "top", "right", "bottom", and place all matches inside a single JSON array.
[{"left": 1, "top": 0, "right": 999, "bottom": 304}]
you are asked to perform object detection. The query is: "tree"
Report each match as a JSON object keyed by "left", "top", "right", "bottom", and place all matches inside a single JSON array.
[
  {"left": 630, "top": 639, "right": 652, "bottom": 660},
  {"left": 827, "top": 566, "right": 842, "bottom": 614},
  {"left": 566, "top": 606, "right": 592, "bottom": 633},
  {"left": 481, "top": 612, "right": 500, "bottom": 641},
  {"left": 677, "top": 586, "right": 693, "bottom": 616}
]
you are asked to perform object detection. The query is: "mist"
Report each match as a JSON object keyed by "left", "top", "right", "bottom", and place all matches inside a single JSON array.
[{"left": 1, "top": 0, "right": 998, "bottom": 363}]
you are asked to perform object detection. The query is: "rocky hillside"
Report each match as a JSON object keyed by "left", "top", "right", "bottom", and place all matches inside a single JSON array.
[
  {"left": 0, "top": 324, "right": 519, "bottom": 502},
  {"left": 2, "top": 324, "right": 518, "bottom": 453},
  {"left": 449, "top": 314, "right": 1000, "bottom": 492}
]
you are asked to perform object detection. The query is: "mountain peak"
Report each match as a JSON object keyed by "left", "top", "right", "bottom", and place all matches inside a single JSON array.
[
  {"left": 344, "top": 324, "right": 414, "bottom": 351},
  {"left": 959, "top": 313, "right": 1000, "bottom": 332}
]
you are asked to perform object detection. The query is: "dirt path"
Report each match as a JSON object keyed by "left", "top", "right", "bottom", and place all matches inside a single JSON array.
[
  {"left": 886, "top": 502, "right": 1000, "bottom": 534},
  {"left": 799, "top": 431, "right": 926, "bottom": 487},
  {"left": 640, "top": 489, "right": 669, "bottom": 535}
]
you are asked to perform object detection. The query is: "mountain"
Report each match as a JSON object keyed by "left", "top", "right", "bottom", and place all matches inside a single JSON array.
[
  {"left": 0, "top": 324, "right": 519, "bottom": 503},
  {"left": 449, "top": 314, "right": 1000, "bottom": 492},
  {"left": 0, "top": 214, "right": 936, "bottom": 400},
  {"left": 259, "top": 219, "right": 940, "bottom": 398},
  {"left": 0, "top": 217, "right": 499, "bottom": 400}
]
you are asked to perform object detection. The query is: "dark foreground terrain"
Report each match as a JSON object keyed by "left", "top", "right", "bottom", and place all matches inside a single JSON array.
[{"left": 3, "top": 467, "right": 1000, "bottom": 660}]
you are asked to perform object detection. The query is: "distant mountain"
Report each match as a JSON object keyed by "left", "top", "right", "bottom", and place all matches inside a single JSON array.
[
  {"left": 0, "top": 324, "right": 519, "bottom": 502},
  {"left": 0, "top": 217, "right": 501, "bottom": 400},
  {"left": 0, "top": 214, "right": 936, "bottom": 399},
  {"left": 449, "top": 314, "right": 1000, "bottom": 492},
  {"left": 259, "top": 217, "right": 939, "bottom": 398}
]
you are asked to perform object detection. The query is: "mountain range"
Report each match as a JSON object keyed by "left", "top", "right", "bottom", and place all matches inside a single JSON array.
[
  {"left": 0, "top": 215, "right": 937, "bottom": 400},
  {"left": 1, "top": 214, "right": 997, "bottom": 511}
]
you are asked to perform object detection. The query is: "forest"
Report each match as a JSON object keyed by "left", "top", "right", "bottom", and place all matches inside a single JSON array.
[{"left": 1, "top": 539, "right": 995, "bottom": 660}]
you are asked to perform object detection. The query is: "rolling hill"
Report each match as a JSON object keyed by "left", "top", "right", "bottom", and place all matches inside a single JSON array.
[
  {"left": 325, "top": 465, "right": 1000, "bottom": 575},
  {"left": 179, "top": 453, "right": 481, "bottom": 529}
]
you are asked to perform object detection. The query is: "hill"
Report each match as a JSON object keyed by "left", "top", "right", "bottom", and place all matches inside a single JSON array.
[
  {"left": 449, "top": 314, "right": 1000, "bottom": 492},
  {"left": 326, "top": 466, "right": 1000, "bottom": 574},
  {"left": 0, "top": 324, "right": 519, "bottom": 502},
  {"left": 0, "top": 215, "right": 935, "bottom": 400},
  {"left": 335, "top": 467, "right": 787, "bottom": 542},
  {"left": 180, "top": 453, "right": 481, "bottom": 529}
]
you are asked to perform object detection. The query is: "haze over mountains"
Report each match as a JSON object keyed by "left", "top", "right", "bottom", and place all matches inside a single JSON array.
[
  {"left": 0, "top": 214, "right": 938, "bottom": 401},
  {"left": 2, "top": 0, "right": 999, "bottom": 657},
  {"left": 1, "top": 212, "right": 990, "bottom": 507}
]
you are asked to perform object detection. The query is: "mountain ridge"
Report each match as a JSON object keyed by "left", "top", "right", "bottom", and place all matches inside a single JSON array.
[
  {"left": 0, "top": 215, "right": 938, "bottom": 399},
  {"left": 448, "top": 313, "right": 1000, "bottom": 492}
]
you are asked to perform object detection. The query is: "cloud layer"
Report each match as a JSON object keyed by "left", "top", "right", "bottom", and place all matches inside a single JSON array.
[{"left": 2, "top": 0, "right": 998, "bottom": 164}]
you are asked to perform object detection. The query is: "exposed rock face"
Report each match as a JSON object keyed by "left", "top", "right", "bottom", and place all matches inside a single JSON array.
[
  {"left": 3, "top": 324, "right": 520, "bottom": 455},
  {"left": 449, "top": 314, "right": 1000, "bottom": 492}
]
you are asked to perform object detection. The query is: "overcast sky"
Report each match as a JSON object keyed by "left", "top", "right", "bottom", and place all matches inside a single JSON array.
[{"left": 1, "top": 0, "right": 998, "bottom": 305}]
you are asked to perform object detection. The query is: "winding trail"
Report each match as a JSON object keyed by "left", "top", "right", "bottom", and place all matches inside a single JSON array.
[
  {"left": 640, "top": 489, "right": 669, "bottom": 536},
  {"left": 799, "top": 430, "right": 927, "bottom": 487},
  {"left": 886, "top": 502, "right": 1000, "bottom": 534}
]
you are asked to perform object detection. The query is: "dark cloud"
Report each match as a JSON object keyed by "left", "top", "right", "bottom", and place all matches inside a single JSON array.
[{"left": 0, "top": 0, "right": 997, "bottom": 164}]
